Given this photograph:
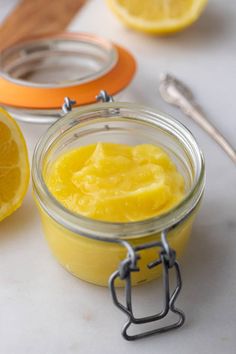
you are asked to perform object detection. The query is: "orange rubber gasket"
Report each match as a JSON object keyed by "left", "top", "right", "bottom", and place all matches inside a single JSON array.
[{"left": 0, "top": 34, "right": 136, "bottom": 109}]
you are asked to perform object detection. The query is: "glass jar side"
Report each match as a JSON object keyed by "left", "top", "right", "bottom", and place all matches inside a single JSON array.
[{"left": 32, "top": 102, "right": 205, "bottom": 241}]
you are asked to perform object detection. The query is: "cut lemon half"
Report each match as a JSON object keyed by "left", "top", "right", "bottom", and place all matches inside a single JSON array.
[
  {"left": 106, "top": 0, "right": 208, "bottom": 34},
  {"left": 0, "top": 108, "right": 30, "bottom": 222}
]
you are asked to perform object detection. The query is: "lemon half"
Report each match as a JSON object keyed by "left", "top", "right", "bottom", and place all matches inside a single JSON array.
[
  {"left": 0, "top": 108, "right": 30, "bottom": 222},
  {"left": 106, "top": 0, "right": 208, "bottom": 34}
]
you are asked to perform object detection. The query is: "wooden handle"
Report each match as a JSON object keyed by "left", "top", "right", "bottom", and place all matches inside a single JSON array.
[{"left": 0, "top": 0, "right": 87, "bottom": 50}]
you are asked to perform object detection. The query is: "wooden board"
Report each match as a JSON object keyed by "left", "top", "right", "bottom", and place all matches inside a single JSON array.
[{"left": 0, "top": 0, "right": 87, "bottom": 50}]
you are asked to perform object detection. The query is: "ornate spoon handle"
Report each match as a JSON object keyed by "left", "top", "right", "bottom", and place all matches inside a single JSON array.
[{"left": 159, "top": 74, "right": 236, "bottom": 164}]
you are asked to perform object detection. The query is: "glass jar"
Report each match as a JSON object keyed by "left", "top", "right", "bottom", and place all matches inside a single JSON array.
[{"left": 32, "top": 100, "right": 205, "bottom": 340}]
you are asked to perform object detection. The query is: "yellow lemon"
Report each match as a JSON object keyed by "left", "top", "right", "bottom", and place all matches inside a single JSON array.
[
  {"left": 0, "top": 108, "right": 30, "bottom": 222},
  {"left": 106, "top": 0, "right": 208, "bottom": 34}
]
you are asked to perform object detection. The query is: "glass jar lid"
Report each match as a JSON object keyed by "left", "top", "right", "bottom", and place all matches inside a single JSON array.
[{"left": 0, "top": 32, "right": 136, "bottom": 122}]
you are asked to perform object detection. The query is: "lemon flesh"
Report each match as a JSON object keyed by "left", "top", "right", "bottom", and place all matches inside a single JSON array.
[
  {"left": 106, "top": 0, "right": 208, "bottom": 34},
  {"left": 0, "top": 108, "right": 29, "bottom": 222}
]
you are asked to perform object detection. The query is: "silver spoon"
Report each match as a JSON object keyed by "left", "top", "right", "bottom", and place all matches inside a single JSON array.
[{"left": 159, "top": 73, "right": 236, "bottom": 164}]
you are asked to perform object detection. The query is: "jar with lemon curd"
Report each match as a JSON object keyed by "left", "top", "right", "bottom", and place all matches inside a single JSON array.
[{"left": 32, "top": 97, "right": 205, "bottom": 340}]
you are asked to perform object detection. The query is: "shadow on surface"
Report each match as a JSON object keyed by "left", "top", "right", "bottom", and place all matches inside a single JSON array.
[
  {"left": 180, "top": 201, "right": 235, "bottom": 325},
  {"left": 0, "top": 190, "right": 38, "bottom": 243}
]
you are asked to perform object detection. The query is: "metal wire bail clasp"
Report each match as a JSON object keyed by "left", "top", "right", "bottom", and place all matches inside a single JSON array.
[
  {"left": 96, "top": 90, "right": 114, "bottom": 102},
  {"left": 109, "top": 230, "right": 185, "bottom": 341},
  {"left": 61, "top": 97, "right": 76, "bottom": 116}
]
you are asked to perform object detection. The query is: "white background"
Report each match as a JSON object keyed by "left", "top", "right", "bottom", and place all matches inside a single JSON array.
[{"left": 0, "top": 0, "right": 236, "bottom": 353}]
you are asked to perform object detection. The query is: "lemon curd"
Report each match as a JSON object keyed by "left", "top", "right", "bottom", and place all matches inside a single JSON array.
[
  {"left": 46, "top": 142, "right": 185, "bottom": 223},
  {"left": 40, "top": 142, "right": 194, "bottom": 286}
]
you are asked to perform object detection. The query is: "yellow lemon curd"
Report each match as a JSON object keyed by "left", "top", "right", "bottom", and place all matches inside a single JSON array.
[
  {"left": 46, "top": 142, "right": 185, "bottom": 222},
  {"left": 40, "top": 142, "right": 195, "bottom": 286}
]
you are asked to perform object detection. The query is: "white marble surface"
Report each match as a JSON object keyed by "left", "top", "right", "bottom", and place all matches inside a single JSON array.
[{"left": 0, "top": 0, "right": 236, "bottom": 353}]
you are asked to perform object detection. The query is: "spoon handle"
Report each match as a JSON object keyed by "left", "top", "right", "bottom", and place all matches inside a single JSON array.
[
  {"left": 159, "top": 74, "right": 236, "bottom": 164},
  {"left": 179, "top": 95, "right": 236, "bottom": 163}
]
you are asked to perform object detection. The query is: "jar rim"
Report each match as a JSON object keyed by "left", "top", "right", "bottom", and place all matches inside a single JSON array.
[
  {"left": 0, "top": 32, "right": 118, "bottom": 88},
  {"left": 32, "top": 102, "right": 205, "bottom": 241}
]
